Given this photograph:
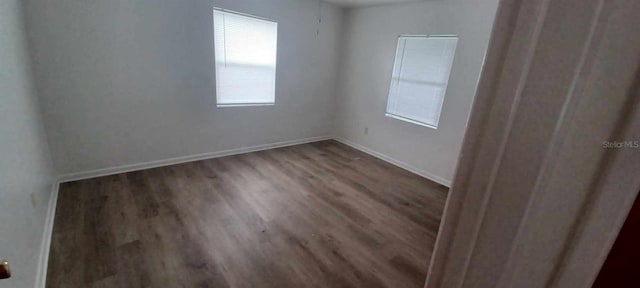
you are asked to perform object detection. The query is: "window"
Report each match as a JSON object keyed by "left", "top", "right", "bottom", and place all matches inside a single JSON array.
[
  {"left": 214, "top": 9, "right": 278, "bottom": 106},
  {"left": 386, "top": 35, "right": 458, "bottom": 129}
]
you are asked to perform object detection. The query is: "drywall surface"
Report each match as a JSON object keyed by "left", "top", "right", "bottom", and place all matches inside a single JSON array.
[
  {"left": 0, "top": 0, "right": 55, "bottom": 287},
  {"left": 333, "top": 0, "right": 498, "bottom": 184},
  {"left": 23, "top": 0, "right": 344, "bottom": 175}
]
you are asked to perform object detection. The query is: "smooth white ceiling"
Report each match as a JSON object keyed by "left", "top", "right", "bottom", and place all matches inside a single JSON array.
[{"left": 322, "top": 0, "right": 429, "bottom": 8}]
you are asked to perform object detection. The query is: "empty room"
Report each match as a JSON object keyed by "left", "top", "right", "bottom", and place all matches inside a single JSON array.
[{"left": 3, "top": 0, "right": 640, "bottom": 287}]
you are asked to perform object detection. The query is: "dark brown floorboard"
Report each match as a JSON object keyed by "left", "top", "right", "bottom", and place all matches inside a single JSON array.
[{"left": 46, "top": 140, "right": 448, "bottom": 288}]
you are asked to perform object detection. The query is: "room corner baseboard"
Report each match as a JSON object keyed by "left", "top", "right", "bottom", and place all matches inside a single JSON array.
[
  {"left": 57, "top": 136, "right": 331, "bottom": 183},
  {"left": 56, "top": 135, "right": 450, "bottom": 188},
  {"left": 332, "top": 136, "right": 452, "bottom": 187},
  {"left": 35, "top": 181, "right": 59, "bottom": 288}
]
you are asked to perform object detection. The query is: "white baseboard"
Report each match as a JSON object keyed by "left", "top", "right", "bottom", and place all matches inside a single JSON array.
[
  {"left": 333, "top": 136, "right": 452, "bottom": 187},
  {"left": 57, "top": 135, "right": 451, "bottom": 187},
  {"left": 35, "top": 181, "right": 59, "bottom": 288},
  {"left": 58, "top": 136, "right": 331, "bottom": 183}
]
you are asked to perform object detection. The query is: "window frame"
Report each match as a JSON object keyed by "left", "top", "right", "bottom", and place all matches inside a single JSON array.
[
  {"left": 385, "top": 34, "right": 458, "bottom": 129},
  {"left": 213, "top": 8, "right": 279, "bottom": 108}
]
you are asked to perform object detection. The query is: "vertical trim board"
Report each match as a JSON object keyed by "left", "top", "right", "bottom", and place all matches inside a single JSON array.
[{"left": 35, "top": 182, "right": 59, "bottom": 288}]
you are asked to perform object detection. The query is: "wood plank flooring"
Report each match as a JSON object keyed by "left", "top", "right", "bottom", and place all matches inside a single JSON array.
[{"left": 47, "top": 140, "right": 448, "bottom": 288}]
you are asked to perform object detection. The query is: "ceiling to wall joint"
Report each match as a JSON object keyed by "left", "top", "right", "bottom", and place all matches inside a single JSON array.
[{"left": 321, "top": 0, "right": 431, "bottom": 8}]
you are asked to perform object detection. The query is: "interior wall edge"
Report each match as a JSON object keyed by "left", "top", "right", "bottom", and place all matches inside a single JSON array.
[
  {"left": 0, "top": 0, "right": 57, "bottom": 286},
  {"left": 17, "top": 0, "right": 57, "bottom": 178}
]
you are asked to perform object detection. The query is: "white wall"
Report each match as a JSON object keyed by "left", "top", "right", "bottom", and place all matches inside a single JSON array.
[
  {"left": 21, "top": 0, "right": 497, "bottom": 185},
  {"left": 0, "top": 0, "right": 55, "bottom": 287},
  {"left": 23, "top": 0, "right": 344, "bottom": 175},
  {"left": 333, "top": 0, "right": 499, "bottom": 185}
]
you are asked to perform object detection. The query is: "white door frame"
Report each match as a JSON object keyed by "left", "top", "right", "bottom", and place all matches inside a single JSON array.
[{"left": 425, "top": 0, "right": 640, "bottom": 287}]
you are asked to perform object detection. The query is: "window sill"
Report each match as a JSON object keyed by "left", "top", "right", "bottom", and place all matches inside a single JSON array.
[
  {"left": 385, "top": 113, "right": 438, "bottom": 130},
  {"left": 217, "top": 103, "right": 275, "bottom": 108}
]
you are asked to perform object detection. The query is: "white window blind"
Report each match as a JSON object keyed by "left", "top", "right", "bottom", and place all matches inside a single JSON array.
[
  {"left": 214, "top": 9, "right": 278, "bottom": 106},
  {"left": 386, "top": 36, "right": 458, "bottom": 128}
]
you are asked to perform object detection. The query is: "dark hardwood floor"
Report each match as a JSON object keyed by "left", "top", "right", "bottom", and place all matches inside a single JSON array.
[{"left": 47, "top": 140, "right": 448, "bottom": 288}]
